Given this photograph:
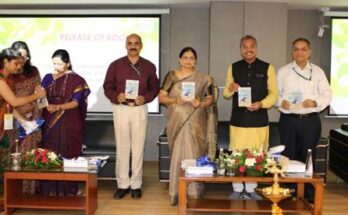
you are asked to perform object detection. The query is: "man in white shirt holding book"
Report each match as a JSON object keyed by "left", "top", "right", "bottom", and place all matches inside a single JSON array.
[{"left": 277, "top": 37, "right": 332, "bottom": 202}]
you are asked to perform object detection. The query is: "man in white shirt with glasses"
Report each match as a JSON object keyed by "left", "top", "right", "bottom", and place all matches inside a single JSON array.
[{"left": 277, "top": 37, "right": 332, "bottom": 202}]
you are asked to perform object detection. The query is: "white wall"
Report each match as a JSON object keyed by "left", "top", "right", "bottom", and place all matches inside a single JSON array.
[{"left": 149, "top": 4, "right": 346, "bottom": 160}]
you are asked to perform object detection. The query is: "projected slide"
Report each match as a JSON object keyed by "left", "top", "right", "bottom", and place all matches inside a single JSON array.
[
  {"left": 0, "top": 16, "right": 160, "bottom": 113},
  {"left": 330, "top": 18, "right": 348, "bottom": 116}
]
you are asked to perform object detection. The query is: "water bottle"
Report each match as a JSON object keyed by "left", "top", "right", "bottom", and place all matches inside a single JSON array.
[
  {"left": 11, "top": 138, "right": 21, "bottom": 171},
  {"left": 216, "top": 148, "right": 226, "bottom": 176},
  {"left": 305, "top": 149, "right": 313, "bottom": 177}
]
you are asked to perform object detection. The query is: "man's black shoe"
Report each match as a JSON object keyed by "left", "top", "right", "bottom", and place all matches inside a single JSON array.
[
  {"left": 113, "top": 188, "right": 129, "bottom": 199},
  {"left": 131, "top": 189, "right": 142, "bottom": 199}
]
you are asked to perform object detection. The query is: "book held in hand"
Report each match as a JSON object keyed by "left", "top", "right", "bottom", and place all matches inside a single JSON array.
[
  {"left": 238, "top": 87, "right": 251, "bottom": 107},
  {"left": 37, "top": 97, "right": 49, "bottom": 109},
  {"left": 125, "top": 79, "right": 139, "bottom": 100},
  {"left": 182, "top": 82, "right": 195, "bottom": 101},
  {"left": 288, "top": 91, "right": 303, "bottom": 109}
]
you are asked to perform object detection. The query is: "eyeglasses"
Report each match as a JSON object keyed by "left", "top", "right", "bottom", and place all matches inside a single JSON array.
[{"left": 293, "top": 47, "right": 309, "bottom": 52}]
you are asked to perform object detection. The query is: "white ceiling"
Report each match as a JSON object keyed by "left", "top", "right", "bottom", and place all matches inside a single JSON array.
[{"left": 0, "top": 0, "right": 348, "bottom": 10}]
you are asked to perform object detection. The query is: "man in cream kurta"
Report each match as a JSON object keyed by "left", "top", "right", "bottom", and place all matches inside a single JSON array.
[{"left": 223, "top": 35, "right": 278, "bottom": 200}]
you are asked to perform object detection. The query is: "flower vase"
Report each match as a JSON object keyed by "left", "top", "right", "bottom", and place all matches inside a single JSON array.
[
  {"left": 225, "top": 159, "right": 236, "bottom": 176},
  {"left": 226, "top": 164, "right": 236, "bottom": 176}
]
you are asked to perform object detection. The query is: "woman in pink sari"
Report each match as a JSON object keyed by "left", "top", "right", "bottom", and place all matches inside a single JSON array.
[
  {"left": 40, "top": 49, "right": 90, "bottom": 196},
  {"left": 0, "top": 48, "right": 46, "bottom": 211},
  {"left": 8, "top": 41, "right": 42, "bottom": 195},
  {"left": 159, "top": 47, "right": 218, "bottom": 206}
]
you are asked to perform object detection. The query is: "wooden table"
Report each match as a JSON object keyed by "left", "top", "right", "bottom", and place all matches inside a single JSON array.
[
  {"left": 4, "top": 168, "right": 98, "bottom": 215},
  {"left": 178, "top": 171, "right": 324, "bottom": 215}
]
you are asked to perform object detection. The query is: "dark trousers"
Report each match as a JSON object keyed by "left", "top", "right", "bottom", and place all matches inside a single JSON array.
[
  {"left": 279, "top": 112, "right": 321, "bottom": 203},
  {"left": 279, "top": 113, "right": 321, "bottom": 165}
]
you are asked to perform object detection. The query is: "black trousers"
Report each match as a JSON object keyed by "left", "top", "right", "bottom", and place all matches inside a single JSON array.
[
  {"left": 279, "top": 112, "right": 321, "bottom": 166},
  {"left": 279, "top": 112, "right": 321, "bottom": 203}
]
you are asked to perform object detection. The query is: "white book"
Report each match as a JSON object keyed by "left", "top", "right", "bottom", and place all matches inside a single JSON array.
[
  {"left": 238, "top": 87, "right": 251, "bottom": 107},
  {"left": 185, "top": 166, "right": 214, "bottom": 175},
  {"left": 63, "top": 167, "right": 89, "bottom": 172},
  {"left": 63, "top": 157, "right": 88, "bottom": 168},
  {"left": 288, "top": 91, "right": 303, "bottom": 109},
  {"left": 37, "top": 97, "right": 49, "bottom": 109},
  {"left": 286, "top": 160, "right": 306, "bottom": 173},
  {"left": 182, "top": 82, "right": 195, "bottom": 101},
  {"left": 125, "top": 80, "right": 139, "bottom": 100},
  {"left": 181, "top": 159, "right": 197, "bottom": 170}
]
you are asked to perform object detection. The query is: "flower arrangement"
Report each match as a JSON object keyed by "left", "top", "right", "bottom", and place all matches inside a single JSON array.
[
  {"left": 233, "top": 149, "right": 269, "bottom": 177},
  {"left": 21, "top": 148, "right": 62, "bottom": 169}
]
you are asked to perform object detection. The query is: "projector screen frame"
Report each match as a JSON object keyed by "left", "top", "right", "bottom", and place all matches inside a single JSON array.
[
  {"left": 328, "top": 16, "right": 348, "bottom": 117},
  {"left": 0, "top": 10, "right": 165, "bottom": 117}
]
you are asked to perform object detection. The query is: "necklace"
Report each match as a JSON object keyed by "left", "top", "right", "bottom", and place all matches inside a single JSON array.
[{"left": 49, "top": 73, "right": 69, "bottom": 98}]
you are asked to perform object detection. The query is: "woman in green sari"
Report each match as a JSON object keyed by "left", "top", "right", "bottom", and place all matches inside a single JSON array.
[
  {"left": 159, "top": 47, "right": 218, "bottom": 206},
  {"left": 0, "top": 48, "right": 46, "bottom": 211}
]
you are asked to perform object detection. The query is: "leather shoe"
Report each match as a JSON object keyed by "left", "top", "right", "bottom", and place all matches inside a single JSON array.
[
  {"left": 131, "top": 189, "right": 142, "bottom": 199},
  {"left": 113, "top": 188, "right": 129, "bottom": 199}
]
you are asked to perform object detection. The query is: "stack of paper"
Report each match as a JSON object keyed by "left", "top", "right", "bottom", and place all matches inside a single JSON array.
[
  {"left": 181, "top": 159, "right": 197, "bottom": 170},
  {"left": 64, "top": 156, "right": 109, "bottom": 170},
  {"left": 286, "top": 160, "right": 305, "bottom": 173},
  {"left": 63, "top": 157, "right": 88, "bottom": 168},
  {"left": 185, "top": 166, "right": 214, "bottom": 175}
]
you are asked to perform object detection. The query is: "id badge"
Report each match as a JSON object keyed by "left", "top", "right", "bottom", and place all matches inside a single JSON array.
[{"left": 4, "top": 113, "right": 13, "bottom": 130}]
